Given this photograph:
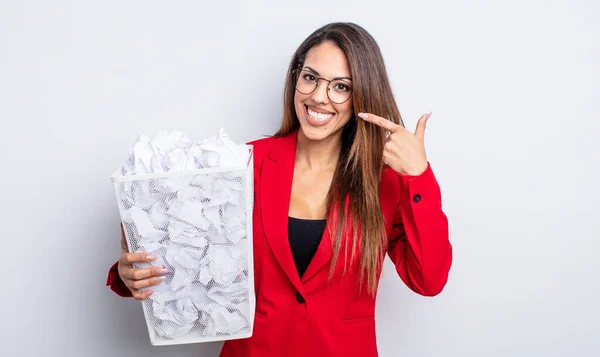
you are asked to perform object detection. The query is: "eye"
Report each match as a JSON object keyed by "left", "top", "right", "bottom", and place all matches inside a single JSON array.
[
  {"left": 333, "top": 82, "right": 351, "bottom": 92},
  {"left": 302, "top": 73, "right": 316, "bottom": 82}
]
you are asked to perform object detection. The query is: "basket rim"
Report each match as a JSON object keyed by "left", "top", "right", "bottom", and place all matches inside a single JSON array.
[{"left": 111, "top": 145, "right": 254, "bottom": 183}]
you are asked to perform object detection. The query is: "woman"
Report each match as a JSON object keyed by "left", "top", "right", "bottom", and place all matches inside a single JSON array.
[{"left": 107, "top": 22, "right": 452, "bottom": 357}]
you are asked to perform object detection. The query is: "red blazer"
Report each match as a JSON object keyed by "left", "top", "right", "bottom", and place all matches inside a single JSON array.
[{"left": 106, "top": 130, "right": 452, "bottom": 357}]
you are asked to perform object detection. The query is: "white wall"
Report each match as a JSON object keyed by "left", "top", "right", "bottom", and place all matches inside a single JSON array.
[{"left": 1, "top": 1, "right": 598, "bottom": 356}]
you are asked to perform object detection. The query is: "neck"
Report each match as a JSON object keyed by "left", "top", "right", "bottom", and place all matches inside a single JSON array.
[{"left": 295, "top": 129, "right": 341, "bottom": 171}]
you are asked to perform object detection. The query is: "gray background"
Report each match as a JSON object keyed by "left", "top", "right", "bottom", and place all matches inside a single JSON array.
[{"left": 1, "top": 0, "right": 598, "bottom": 356}]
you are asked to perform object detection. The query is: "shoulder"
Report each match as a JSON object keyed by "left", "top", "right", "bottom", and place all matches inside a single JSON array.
[
  {"left": 246, "top": 135, "right": 279, "bottom": 165},
  {"left": 247, "top": 135, "right": 278, "bottom": 154},
  {"left": 245, "top": 135, "right": 285, "bottom": 175},
  {"left": 246, "top": 130, "right": 298, "bottom": 163}
]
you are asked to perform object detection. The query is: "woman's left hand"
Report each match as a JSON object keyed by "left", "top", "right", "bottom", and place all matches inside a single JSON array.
[{"left": 358, "top": 111, "right": 431, "bottom": 176}]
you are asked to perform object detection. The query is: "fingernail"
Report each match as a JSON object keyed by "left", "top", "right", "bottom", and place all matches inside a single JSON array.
[
  {"left": 157, "top": 268, "right": 168, "bottom": 275},
  {"left": 357, "top": 113, "right": 368, "bottom": 119},
  {"left": 156, "top": 276, "right": 166, "bottom": 282},
  {"left": 146, "top": 289, "right": 155, "bottom": 295},
  {"left": 146, "top": 255, "right": 156, "bottom": 261},
  {"left": 428, "top": 111, "right": 433, "bottom": 118}
]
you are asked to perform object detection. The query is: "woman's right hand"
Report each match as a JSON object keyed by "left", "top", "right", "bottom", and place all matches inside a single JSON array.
[{"left": 117, "top": 224, "right": 168, "bottom": 300}]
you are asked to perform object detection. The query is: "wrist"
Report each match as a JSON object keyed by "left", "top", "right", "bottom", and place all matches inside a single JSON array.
[{"left": 402, "top": 161, "right": 428, "bottom": 176}]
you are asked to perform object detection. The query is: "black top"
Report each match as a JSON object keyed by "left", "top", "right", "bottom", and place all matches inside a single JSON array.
[{"left": 288, "top": 216, "right": 327, "bottom": 278}]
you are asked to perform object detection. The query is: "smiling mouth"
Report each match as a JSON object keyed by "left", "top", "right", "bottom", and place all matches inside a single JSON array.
[{"left": 306, "top": 106, "right": 334, "bottom": 121}]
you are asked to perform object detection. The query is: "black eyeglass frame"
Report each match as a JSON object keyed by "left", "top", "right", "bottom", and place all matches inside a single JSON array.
[{"left": 291, "top": 67, "right": 353, "bottom": 104}]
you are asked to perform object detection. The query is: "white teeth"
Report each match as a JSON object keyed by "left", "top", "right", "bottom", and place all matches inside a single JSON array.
[{"left": 307, "top": 108, "right": 333, "bottom": 121}]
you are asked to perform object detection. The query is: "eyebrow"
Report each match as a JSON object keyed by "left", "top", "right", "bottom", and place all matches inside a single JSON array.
[{"left": 303, "top": 66, "right": 352, "bottom": 81}]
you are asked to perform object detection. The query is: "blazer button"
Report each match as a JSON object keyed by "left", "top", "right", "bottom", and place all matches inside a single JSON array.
[
  {"left": 413, "top": 194, "right": 421, "bottom": 203},
  {"left": 295, "top": 292, "right": 305, "bottom": 304}
]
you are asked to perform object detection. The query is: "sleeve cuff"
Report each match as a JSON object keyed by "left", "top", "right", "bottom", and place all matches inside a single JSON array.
[
  {"left": 106, "top": 261, "right": 133, "bottom": 298},
  {"left": 397, "top": 162, "right": 443, "bottom": 208}
]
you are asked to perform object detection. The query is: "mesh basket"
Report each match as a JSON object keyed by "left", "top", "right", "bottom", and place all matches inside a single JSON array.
[{"left": 110, "top": 146, "right": 255, "bottom": 346}]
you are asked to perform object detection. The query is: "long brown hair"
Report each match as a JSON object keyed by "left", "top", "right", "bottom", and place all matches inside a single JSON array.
[{"left": 274, "top": 22, "right": 404, "bottom": 295}]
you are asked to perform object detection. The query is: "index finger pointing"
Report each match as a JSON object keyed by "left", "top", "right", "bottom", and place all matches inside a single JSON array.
[{"left": 357, "top": 113, "right": 402, "bottom": 132}]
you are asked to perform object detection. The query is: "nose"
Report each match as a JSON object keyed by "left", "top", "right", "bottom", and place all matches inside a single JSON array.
[{"left": 310, "top": 79, "right": 330, "bottom": 104}]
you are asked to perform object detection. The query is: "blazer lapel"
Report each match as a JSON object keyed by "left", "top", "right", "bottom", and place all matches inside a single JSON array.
[{"left": 260, "top": 130, "right": 305, "bottom": 294}]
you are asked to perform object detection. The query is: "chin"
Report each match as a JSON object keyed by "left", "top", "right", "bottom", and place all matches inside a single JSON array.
[{"left": 299, "top": 125, "right": 333, "bottom": 141}]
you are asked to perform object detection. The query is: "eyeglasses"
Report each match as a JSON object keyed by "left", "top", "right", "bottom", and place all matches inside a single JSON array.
[{"left": 292, "top": 68, "right": 353, "bottom": 104}]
